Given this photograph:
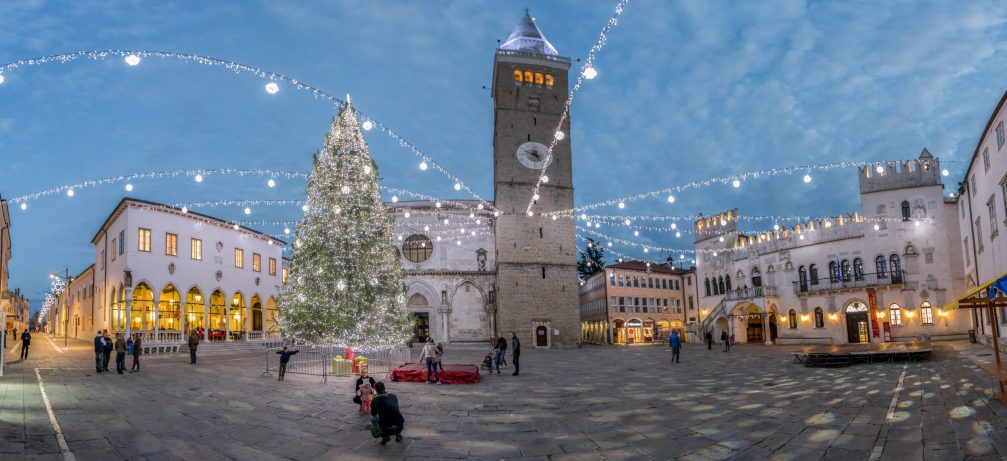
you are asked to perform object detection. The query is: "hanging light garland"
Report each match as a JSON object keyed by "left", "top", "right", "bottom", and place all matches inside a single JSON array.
[
  {"left": 0, "top": 49, "right": 496, "bottom": 211},
  {"left": 526, "top": 0, "right": 631, "bottom": 215}
]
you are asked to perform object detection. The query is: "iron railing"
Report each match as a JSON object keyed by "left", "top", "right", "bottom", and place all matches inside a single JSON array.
[
  {"left": 794, "top": 271, "right": 903, "bottom": 294},
  {"left": 724, "top": 285, "right": 779, "bottom": 301},
  {"left": 262, "top": 346, "right": 411, "bottom": 383}
]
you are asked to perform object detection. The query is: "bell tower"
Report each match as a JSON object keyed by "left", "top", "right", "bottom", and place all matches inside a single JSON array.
[{"left": 492, "top": 11, "right": 579, "bottom": 348}]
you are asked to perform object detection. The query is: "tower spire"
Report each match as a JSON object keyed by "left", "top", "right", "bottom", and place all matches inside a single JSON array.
[{"left": 499, "top": 10, "right": 559, "bottom": 56}]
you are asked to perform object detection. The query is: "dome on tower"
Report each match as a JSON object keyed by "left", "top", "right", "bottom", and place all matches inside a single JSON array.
[{"left": 499, "top": 10, "right": 559, "bottom": 56}]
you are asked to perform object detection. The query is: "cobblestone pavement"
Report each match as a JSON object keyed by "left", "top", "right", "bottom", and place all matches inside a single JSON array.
[{"left": 3, "top": 335, "right": 1007, "bottom": 460}]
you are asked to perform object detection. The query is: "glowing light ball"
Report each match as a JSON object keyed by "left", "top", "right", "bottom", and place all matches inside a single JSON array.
[
  {"left": 265, "top": 82, "right": 280, "bottom": 94},
  {"left": 125, "top": 183, "right": 133, "bottom": 192},
  {"left": 66, "top": 189, "right": 74, "bottom": 197},
  {"left": 124, "top": 54, "right": 141, "bottom": 66},
  {"left": 542, "top": 175, "right": 549, "bottom": 183},
  {"left": 267, "top": 179, "right": 276, "bottom": 188},
  {"left": 391, "top": 195, "right": 398, "bottom": 203},
  {"left": 618, "top": 202, "right": 625, "bottom": 209},
  {"left": 732, "top": 179, "right": 741, "bottom": 188},
  {"left": 301, "top": 204, "right": 309, "bottom": 212},
  {"left": 0, "top": 74, "right": 5, "bottom": 85},
  {"left": 675, "top": 231, "right": 681, "bottom": 238},
  {"left": 633, "top": 231, "right": 639, "bottom": 237},
  {"left": 554, "top": 130, "right": 565, "bottom": 141},
  {"left": 244, "top": 207, "right": 251, "bottom": 215},
  {"left": 667, "top": 195, "right": 675, "bottom": 203},
  {"left": 527, "top": 211, "right": 534, "bottom": 217},
  {"left": 583, "top": 66, "right": 598, "bottom": 80},
  {"left": 284, "top": 228, "right": 291, "bottom": 235},
  {"left": 803, "top": 174, "right": 812, "bottom": 183},
  {"left": 194, "top": 174, "right": 203, "bottom": 183},
  {"left": 181, "top": 207, "right": 188, "bottom": 214},
  {"left": 454, "top": 182, "right": 462, "bottom": 191},
  {"left": 419, "top": 161, "right": 429, "bottom": 171},
  {"left": 362, "top": 120, "right": 374, "bottom": 131},
  {"left": 942, "top": 169, "right": 949, "bottom": 177},
  {"left": 773, "top": 224, "right": 780, "bottom": 231},
  {"left": 876, "top": 165, "right": 884, "bottom": 174},
  {"left": 19, "top": 203, "right": 26, "bottom": 210},
  {"left": 233, "top": 224, "right": 240, "bottom": 230},
  {"left": 532, "top": 193, "right": 540, "bottom": 200}
]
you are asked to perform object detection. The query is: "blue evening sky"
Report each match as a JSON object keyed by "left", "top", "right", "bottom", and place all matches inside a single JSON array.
[{"left": 2, "top": 1, "right": 1007, "bottom": 308}]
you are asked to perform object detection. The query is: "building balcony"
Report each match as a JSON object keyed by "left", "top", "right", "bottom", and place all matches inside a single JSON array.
[
  {"left": 793, "top": 271, "right": 903, "bottom": 295},
  {"left": 724, "top": 285, "right": 779, "bottom": 301}
]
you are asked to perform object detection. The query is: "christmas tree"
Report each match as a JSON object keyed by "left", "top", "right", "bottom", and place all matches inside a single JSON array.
[
  {"left": 278, "top": 101, "right": 412, "bottom": 348},
  {"left": 577, "top": 238, "right": 606, "bottom": 279}
]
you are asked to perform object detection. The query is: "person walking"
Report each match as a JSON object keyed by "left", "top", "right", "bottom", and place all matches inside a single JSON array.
[
  {"left": 275, "top": 345, "right": 299, "bottom": 381},
  {"left": 434, "top": 342, "right": 445, "bottom": 373},
  {"left": 130, "top": 333, "right": 142, "bottom": 372},
  {"left": 370, "top": 382, "right": 404, "bottom": 445},
  {"left": 20, "top": 328, "right": 31, "bottom": 359},
  {"left": 721, "top": 330, "right": 730, "bottom": 352},
  {"left": 705, "top": 331, "right": 713, "bottom": 350},
  {"left": 669, "top": 330, "right": 682, "bottom": 363},
  {"left": 93, "top": 331, "right": 105, "bottom": 373},
  {"left": 102, "top": 330, "right": 113, "bottom": 371},
  {"left": 419, "top": 339, "right": 440, "bottom": 384},
  {"left": 188, "top": 330, "right": 200, "bottom": 364},
  {"left": 114, "top": 333, "right": 127, "bottom": 374},
  {"left": 355, "top": 365, "right": 376, "bottom": 414},
  {"left": 510, "top": 332, "right": 521, "bottom": 376},
  {"left": 494, "top": 335, "right": 508, "bottom": 375}
]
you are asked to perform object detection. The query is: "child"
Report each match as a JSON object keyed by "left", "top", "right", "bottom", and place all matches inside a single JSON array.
[
  {"left": 435, "top": 342, "right": 445, "bottom": 372},
  {"left": 275, "top": 345, "right": 299, "bottom": 381},
  {"left": 356, "top": 365, "right": 376, "bottom": 414}
]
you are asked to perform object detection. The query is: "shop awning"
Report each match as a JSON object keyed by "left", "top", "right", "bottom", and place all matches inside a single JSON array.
[{"left": 951, "top": 271, "right": 1007, "bottom": 309}]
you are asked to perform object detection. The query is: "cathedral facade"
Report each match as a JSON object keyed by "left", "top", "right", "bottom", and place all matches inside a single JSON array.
[{"left": 393, "top": 12, "right": 580, "bottom": 348}]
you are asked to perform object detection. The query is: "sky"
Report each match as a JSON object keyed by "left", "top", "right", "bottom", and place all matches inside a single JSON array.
[{"left": 2, "top": 0, "right": 1007, "bottom": 308}]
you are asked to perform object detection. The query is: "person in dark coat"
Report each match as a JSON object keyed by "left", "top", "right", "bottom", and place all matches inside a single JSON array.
[
  {"left": 705, "top": 331, "right": 713, "bottom": 350},
  {"left": 669, "top": 330, "right": 682, "bottom": 363},
  {"left": 370, "top": 382, "right": 404, "bottom": 445},
  {"left": 130, "top": 334, "right": 142, "bottom": 372},
  {"left": 114, "top": 333, "right": 127, "bottom": 374},
  {"left": 721, "top": 330, "right": 730, "bottom": 352},
  {"left": 93, "top": 331, "right": 105, "bottom": 373},
  {"left": 275, "top": 346, "right": 299, "bottom": 381},
  {"left": 494, "top": 336, "right": 507, "bottom": 375},
  {"left": 102, "top": 330, "right": 113, "bottom": 371},
  {"left": 188, "top": 330, "right": 200, "bottom": 364},
  {"left": 510, "top": 332, "right": 521, "bottom": 376},
  {"left": 20, "top": 329, "right": 31, "bottom": 359}
]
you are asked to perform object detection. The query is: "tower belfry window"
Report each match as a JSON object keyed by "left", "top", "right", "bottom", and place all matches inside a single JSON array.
[{"left": 541, "top": 267, "right": 546, "bottom": 279}]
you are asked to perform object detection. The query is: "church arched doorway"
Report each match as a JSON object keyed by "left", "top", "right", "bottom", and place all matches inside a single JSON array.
[{"left": 845, "top": 302, "right": 870, "bottom": 343}]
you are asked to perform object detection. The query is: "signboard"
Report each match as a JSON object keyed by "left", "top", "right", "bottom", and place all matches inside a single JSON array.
[
  {"left": 882, "top": 321, "right": 892, "bottom": 342},
  {"left": 643, "top": 321, "right": 654, "bottom": 328},
  {"left": 867, "top": 288, "right": 881, "bottom": 338}
]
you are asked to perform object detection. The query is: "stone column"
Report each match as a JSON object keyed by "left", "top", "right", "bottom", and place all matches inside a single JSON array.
[
  {"left": 225, "top": 305, "right": 230, "bottom": 342},
  {"left": 438, "top": 305, "right": 451, "bottom": 343},
  {"left": 607, "top": 320, "right": 613, "bottom": 344},
  {"left": 179, "top": 299, "right": 186, "bottom": 342},
  {"left": 764, "top": 312, "right": 773, "bottom": 345},
  {"left": 245, "top": 301, "right": 250, "bottom": 341},
  {"left": 153, "top": 293, "right": 160, "bottom": 343},
  {"left": 204, "top": 299, "right": 209, "bottom": 341},
  {"left": 125, "top": 289, "right": 133, "bottom": 337}
]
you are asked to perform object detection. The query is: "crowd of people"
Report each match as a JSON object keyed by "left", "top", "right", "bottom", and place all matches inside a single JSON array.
[{"left": 92, "top": 330, "right": 143, "bottom": 374}]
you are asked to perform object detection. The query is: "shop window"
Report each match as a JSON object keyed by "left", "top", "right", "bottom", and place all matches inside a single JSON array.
[{"left": 788, "top": 309, "right": 797, "bottom": 329}]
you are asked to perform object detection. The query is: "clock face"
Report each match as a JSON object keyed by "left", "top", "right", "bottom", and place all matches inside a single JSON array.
[{"left": 515, "top": 142, "right": 550, "bottom": 170}]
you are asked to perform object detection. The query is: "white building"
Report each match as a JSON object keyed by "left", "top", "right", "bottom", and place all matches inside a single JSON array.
[
  {"left": 696, "top": 150, "right": 969, "bottom": 344},
  {"left": 77, "top": 198, "right": 284, "bottom": 346},
  {"left": 391, "top": 201, "right": 496, "bottom": 345}
]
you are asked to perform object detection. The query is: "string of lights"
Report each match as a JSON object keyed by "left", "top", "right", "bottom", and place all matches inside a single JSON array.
[
  {"left": 0, "top": 49, "right": 496, "bottom": 211},
  {"left": 581, "top": 213, "right": 908, "bottom": 224},
  {"left": 526, "top": 0, "right": 631, "bottom": 215},
  {"left": 577, "top": 226, "right": 727, "bottom": 255},
  {"left": 547, "top": 158, "right": 955, "bottom": 216}
]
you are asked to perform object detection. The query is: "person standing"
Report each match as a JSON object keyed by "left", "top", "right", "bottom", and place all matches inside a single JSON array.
[
  {"left": 93, "top": 331, "right": 105, "bottom": 373},
  {"left": 434, "top": 343, "right": 445, "bottom": 373},
  {"left": 355, "top": 365, "right": 376, "bottom": 414},
  {"left": 20, "top": 329, "right": 31, "bottom": 359},
  {"left": 419, "top": 339, "right": 439, "bottom": 384},
  {"left": 510, "top": 332, "right": 521, "bottom": 376},
  {"left": 370, "top": 382, "right": 404, "bottom": 445},
  {"left": 130, "top": 334, "right": 142, "bottom": 372},
  {"left": 114, "top": 333, "right": 127, "bottom": 374},
  {"left": 493, "top": 336, "right": 507, "bottom": 375},
  {"left": 275, "top": 345, "right": 299, "bottom": 381},
  {"left": 705, "top": 331, "right": 713, "bottom": 350},
  {"left": 102, "top": 330, "right": 113, "bottom": 371},
  {"left": 188, "top": 330, "right": 200, "bottom": 365},
  {"left": 721, "top": 330, "right": 730, "bottom": 352},
  {"left": 669, "top": 330, "right": 682, "bottom": 363}
]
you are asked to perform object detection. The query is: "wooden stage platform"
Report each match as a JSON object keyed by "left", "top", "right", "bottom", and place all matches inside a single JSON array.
[{"left": 792, "top": 341, "right": 933, "bottom": 367}]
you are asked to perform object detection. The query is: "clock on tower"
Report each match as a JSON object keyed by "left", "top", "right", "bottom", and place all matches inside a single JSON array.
[{"left": 492, "top": 11, "right": 579, "bottom": 348}]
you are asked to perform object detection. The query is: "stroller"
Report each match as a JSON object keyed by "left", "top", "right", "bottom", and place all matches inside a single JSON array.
[{"left": 480, "top": 352, "right": 494, "bottom": 374}]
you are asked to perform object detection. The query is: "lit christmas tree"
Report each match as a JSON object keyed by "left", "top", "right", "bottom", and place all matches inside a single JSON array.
[{"left": 278, "top": 101, "right": 411, "bottom": 348}]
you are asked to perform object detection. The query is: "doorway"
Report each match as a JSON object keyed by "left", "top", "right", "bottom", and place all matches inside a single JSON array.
[
  {"left": 746, "top": 316, "right": 764, "bottom": 343},
  {"left": 536, "top": 325, "right": 548, "bottom": 347},
  {"left": 846, "top": 313, "right": 869, "bottom": 343},
  {"left": 412, "top": 312, "right": 430, "bottom": 342},
  {"left": 768, "top": 313, "right": 778, "bottom": 342}
]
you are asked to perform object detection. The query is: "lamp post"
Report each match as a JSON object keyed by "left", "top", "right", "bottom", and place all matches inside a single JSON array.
[{"left": 49, "top": 268, "right": 71, "bottom": 349}]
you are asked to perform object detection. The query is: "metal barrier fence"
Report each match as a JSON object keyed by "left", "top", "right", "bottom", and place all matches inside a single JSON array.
[{"left": 262, "top": 346, "right": 411, "bottom": 383}]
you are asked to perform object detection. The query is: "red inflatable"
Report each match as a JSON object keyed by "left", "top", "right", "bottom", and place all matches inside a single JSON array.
[{"left": 389, "top": 363, "right": 480, "bottom": 384}]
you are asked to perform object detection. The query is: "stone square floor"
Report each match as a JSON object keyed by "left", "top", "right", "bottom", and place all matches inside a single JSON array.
[{"left": 2, "top": 335, "right": 1007, "bottom": 460}]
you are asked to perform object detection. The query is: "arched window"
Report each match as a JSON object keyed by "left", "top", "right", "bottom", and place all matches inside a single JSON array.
[
  {"left": 841, "top": 260, "right": 851, "bottom": 282},
  {"left": 788, "top": 309, "right": 797, "bottom": 329},
  {"left": 828, "top": 261, "right": 839, "bottom": 283},
  {"left": 876, "top": 256, "right": 888, "bottom": 278},
  {"left": 809, "top": 264, "right": 819, "bottom": 285},
  {"left": 524, "top": 70, "right": 533, "bottom": 83},
  {"left": 209, "top": 290, "right": 226, "bottom": 340},
  {"left": 158, "top": 285, "right": 181, "bottom": 331},
  {"left": 853, "top": 258, "right": 864, "bottom": 281},
  {"left": 534, "top": 72, "right": 544, "bottom": 85},
  {"left": 402, "top": 235, "right": 433, "bottom": 263},
  {"left": 513, "top": 69, "right": 523, "bottom": 83},
  {"left": 725, "top": 275, "right": 732, "bottom": 291},
  {"left": 704, "top": 278, "right": 711, "bottom": 296},
  {"left": 890, "top": 254, "right": 902, "bottom": 283},
  {"left": 901, "top": 201, "right": 911, "bottom": 221},
  {"left": 132, "top": 283, "right": 154, "bottom": 331},
  {"left": 814, "top": 307, "right": 824, "bottom": 328},
  {"left": 718, "top": 276, "right": 725, "bottom": 294},
  {"left": 798, "top": 266, "right": 808, "bottom": 291},
  {"left": 545, "top": 74, "right": 554, "bottom": 87},
  {"left": 920, "top": 302, "right": 934, "bottom": 325},
  {"left": 230, "top": 292, "right": 246, "bottom": 336},
  {"left": 186, "top": 287, "right": 204, "bottom": 332},
  {"left": 751, "top": 267, "right": 762, "bottom": 287},
  {"left": 889, "top": 303, "right": 902, "bottom": 326},
  {"left": 250, "top": 295, "right": 263, "bottom": 331}
]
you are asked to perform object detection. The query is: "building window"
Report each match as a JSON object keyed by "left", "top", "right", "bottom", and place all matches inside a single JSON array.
[
  {"left": 964, "top": 238, "right": 971, "bottom": 266},
  {"left": 977, "top": 218, "right": 985, "bottom": 252},
  {"left": 191, "top": 238, "right": 202, "bottom": 260},
  {"left": 725, "top": 275, "right": 732, "bottom": 291},
  {"left": 138, "top": 228, "right": 151, "bottom": 252},
  {"left": 989, "top": 197, "right": 999, "bottom": 238},
  {"left": 751, "top": 267, "right": 762, "bottom": 287},
  {"left": 234, "top": 248, "right": 244, "bottom": 268},
  {"left": 900, "top": 201, "right": 910, "bottom": 221},
  {"left": 889, "top": 303, "right": 902, "bottom": 326},
  {"left": 798, "top": 266, "right": 808, "bottom": 291},
  {"left": 402, "top": 235, "right": 433, "bottom": 263},
  {"left": 610, "top": 297, "right": 617, "bottom": 312},
  {"left": 165, "top": 233, "right": 178, "bottom": 256},
  {"left": 875, "top": 256, "right": 887, "bottom": 278},
  {"left": 972, "top": 175, "right": 977, "bottom": 196},
  {"left": 788, "top": 309, "right": 797, "bottom": 329},
  {"left": 998, "top": 121, "right": 1005, "bottom": 149},
  {"left": 269, "top": 257, "right": 277, "bottom": 276},
  {"left": 920, "top": 302, "right": 933, "bottom": 325},
  {"left": 609, "top": 273, "right": 615, "bottom": 286},
  {"left": 814, "top": 307, "right": 824, "bottom": 328},
  {"left": 619, "top": 297, "right": 625, "bottom": 313},
  {"left": 617, "top": 275, "right": 624, "bottom": 286},
  {"left": 118, "top": 230, "right": 125, "bottom": 255},
  {"left": 840, "top": 260, "right": 851, "bottom": 282},
  {"left": 718, "top": 276, "right": 725, "bottom": 293},
  {"left": 828, "top": 261, "right": 839, "bottom": 283},
  {"left": 853, "top": 258, "right": 864, "bottom": 281},
  {"left": 282, "top": 268, "right": 288, "bottom": 283},
  {"left": 890, "top": 254, "right": 902, "bottom": 283},
  {"left": 111, "top": 239, "right": 117, "bottom": 261},
  {"left": 253, "top": 253, "right": 261, "bottom": 272},
  {"left": 704, "top": 278, "right": 711, "bottom": 296},
  {"left": 809, "top": 264, "right": 819, "bottom": 285}
]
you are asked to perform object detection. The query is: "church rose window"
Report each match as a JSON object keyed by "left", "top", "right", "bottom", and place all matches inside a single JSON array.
[{"left": 402, "top": 234, "right": 433, "bottom": 263}]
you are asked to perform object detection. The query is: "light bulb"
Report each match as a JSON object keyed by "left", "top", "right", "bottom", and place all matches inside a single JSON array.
[
  {"left": 301, "top": 204, "right": 309, "bottom": 212},
  {"left": 363, "top": 165, "right": 371, "bottom": 174},
  {"left": 624, "top": 219, "right": 631, "bottom": 225},
  {"left": 436, "top": 236, "right": 442, "bottom": 242},
  {"left": 443, "top": 219, "right": 449, "bottom": 224},
  {"left": 671, "top": 223, "right": 677, "bottom": 229},
  {"left": 527, "top": 211, "right": 534, "bottom": 217},
  {"left": 469, "top": 213, "right": 475, "bottom": 218},
  {"left": 554, "top": 130, "right": 565, "bottom": 141},
  {"left": 594, "top": 223, "right": 600, "bottom": 228},
  {"left": 773, "top": 224, "right": 780, "bottom": 231},
  {"left": 181, "top": 206, "right": 188, "bottom": 214},
  {"left": 284, "top": 227, "right": 290, "bottom": 235},
  {"left": 267, "top": 179, "right": 276, "bottom": 188},
  {"left": 914, "top": 220, "right": 920, "bottom": 227},
  {"left": 580, "top": 213, "right": 588, "bottom": 220},
  {"left": 533, "top": 194, "right": 540, "bottom": 201},
  {"left": 419, "top": 161, "right": 428, "bottom": 171},
  {"left": 194, "top": 174, "right": 203, "bottom": 183},
  {"left": 125, "top": 183, "right": 133, "bottom": 192},
  {"left": 583, "top": 66, "right": 598, "bottom": 79},
  {"left": 397, "top": 235, "right": 403, "bottom": 241},
  {"left": 233, "top": 224, "right": 239, "bottom": 230},
  {"left": 244, "top": 207, "right": 251, "bottom": 215},
  {"left": 712, "top": 252, "right": 718, "bottom": 256},
  {"left": 435, "top": 202, "right": 441, "bottom": 208},
  {"left": 876, "top": 165, "right": 884, "bottom": 174},
  {"left": 391, "top": 195, "right": 398, "bottom": 203},
  {"left": 341, "top": 185, "right": 350, "bottom": 194},
  {"left": 66, "top": 189, "right": 74, "bottom": 197},
  {"left": 667, "top": 195, "right": 675, "bottom": 203},
  {"left": 265, "top": 82, "right": 279, "bottom": 94},
  {"left": 362, "top": 120, "right": 374, "bottom": 131},
  {"left": 941, "top": 169, "right": 949, "bottom": 177},
  {"left": 803, "top": 174, "right": 812, "bottom": 183},
  {"left": 124, "top": 54, "right": 141, "bottom": 66},
  {"left": 719, "top": 236, "right": 724, "bottom": 242},
  {"left": 550, "top": 216, "right": 556, "bottom": 221},
  {"left": 454, "top": 183, "right": 462, "bottom": 191},
  {"left": 19, "top": 203, "right": 26, "bottom": 210},
  {"left": 643, "top": 248, "right": 649, "bottom": 253},
  {"left": 477, "top": 204, "right": 484, "bottom": 210},
  {"left": 732, "top": 179, "right": 741, "bottom": 188},
  {"left": 799, "top": 235, "right": 805, "bottom": 240},
  {"left": 404, "top": 212, "right": 411, "bottom": 218},
  {"left": 608, "top": 242, "right": 612, "bottom": 247},
  {"left": 633, "top": 231, "right": 639, "bottom": 237},
  {"left": 456, "top": 240, "right": 462, "bottom": 246},
  {"left": 675, "top": 231, "right": 681, "bottom": 238},
  {"left": 542, "top": 175, "right": 549, "bottom": 183},
  {"left": 618, "top": 202, "right": 625, "bottom": 209},
  {"left": 874, "top": 224, "right": 880, "bottom": 231},
  {"left": 423, "top": 225, "right": 430, "bottom": 232}
]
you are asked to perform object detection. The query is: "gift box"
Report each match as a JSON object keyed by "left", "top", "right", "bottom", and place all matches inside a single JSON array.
[
  {"left": 331, "top": 356, "right": 351, "bottom": 375},
  {"left": 352, "top": 356, "right": 367, "bottom": 374}
]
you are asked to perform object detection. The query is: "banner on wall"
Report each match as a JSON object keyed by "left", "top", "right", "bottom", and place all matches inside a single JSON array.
[
  {"left": 883, "top": 321, "right": 892, "bottom": 342},
  {"left": 867, "top": 288, "right": 881, "bottom": 338}
]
